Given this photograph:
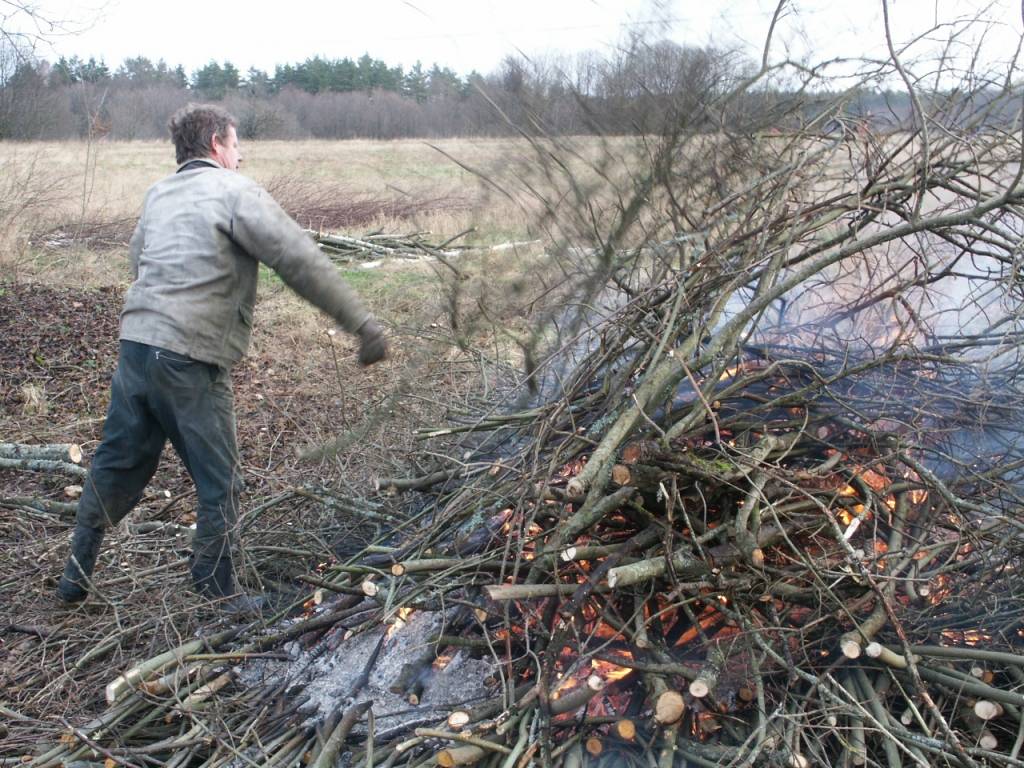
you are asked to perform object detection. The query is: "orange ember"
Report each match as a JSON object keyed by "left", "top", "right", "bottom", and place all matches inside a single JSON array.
[
  {"left": 941, "top": 629, "right": 992, "bottom": 647},
  {"left": 557, "top": 458, "right": 587, "bottom": 479},
  {"left": 591, "top": 658, "right": 633, "bottom": 683},
  {"left": 386, "top": 606, "right": 415, "bottom": 639}
]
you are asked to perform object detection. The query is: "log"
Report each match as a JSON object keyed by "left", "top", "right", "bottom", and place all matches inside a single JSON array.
[
  {"left": 407, "top": 679, "right": 425, "bottom": 705},
  {"left": 484, "top": 583, "right": 608, "bottom": 601},
  {"left": 105, "top": 638, "right": 207, "bottom": 703},
  {"left": 375, "top": 468, "right": 462, "bottom": 494},
  {"left": 607, "top": 525, "right": 786, "bottom": 588},
  {"left": 974, "top": 700, "right": 1004, "bottom": 721},
  {"left": 550, "top": 675, "right": 605, "bottom": 716},
  {"left": 166, "top": 670, "right": 233, "bottom": 721},
  {"left": 437, "top": 745, "right": 486, "bottom": 767},
  {"left": 392, "top": 558, "right": 457, "bottom": 576},
  {"left": 310, "top": 701, "right": 372, "bottom": 768},
  {"left": 0, "top": 442, "right": 82, "bottom": 464},
  {"left": 865, "top": 642, "right": 908, "bottom": 669},
  {"left": 654, "top": 690, "right": 685, "bottom": 725},
  {"left": 689, "top": 645, "right": 725, "bottom": 699},
  {"left": 614, "top": 718, "right": 637, "bottom": 741},
  {"left": 839, "top": 590, "right": 891, "bottom": 659},
  {"left": 1, "top": 495, "right": 77, "bottom": 517},
  {"left": 389, "top": 645, "right": 437, "bottom": 696},
  {"left": 962, "top": 708, "right": 999, "bottom": 750},
  {"left": 415, "top": 729, "right": 512, "bottom": 756},
  {"left": 585, "top": 737, "right": 603, "bottom": 756},
  {"left": 0, "top": 457, "right": 87, "bottom": 478}
]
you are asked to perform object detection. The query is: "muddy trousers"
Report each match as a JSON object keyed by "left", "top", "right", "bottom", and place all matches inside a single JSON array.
[{"left": 58, "top": 340, "right": 244, "bottom": 601}]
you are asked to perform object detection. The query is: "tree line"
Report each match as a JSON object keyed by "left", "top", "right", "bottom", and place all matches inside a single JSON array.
[{"left": 0, "top": 40, "right": 945, "bottom": 142}]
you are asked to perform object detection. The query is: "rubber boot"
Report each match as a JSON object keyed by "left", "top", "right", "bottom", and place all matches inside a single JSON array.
[
  {"left": 56, "top": 524, "right": 105, "bottom": 603},
  {"left": 192, "top": 554, "right": 265, "bottom": 617},
  {"left": 192, "top": 553, "right": 236, "bottom": 597}
]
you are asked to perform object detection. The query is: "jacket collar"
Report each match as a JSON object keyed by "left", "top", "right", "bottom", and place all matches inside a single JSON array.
[{"left": 176, "top": 157, "right": 221, "bottom": 173}]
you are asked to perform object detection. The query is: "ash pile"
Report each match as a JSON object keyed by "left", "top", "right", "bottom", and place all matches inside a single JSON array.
[{"left": 28, "top": 41, "right": 1024, "bottom": 768}]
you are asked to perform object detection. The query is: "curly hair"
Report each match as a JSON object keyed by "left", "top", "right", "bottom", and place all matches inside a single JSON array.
[{"left": 168, "top": 103, "right": 237, "bottom": 164}]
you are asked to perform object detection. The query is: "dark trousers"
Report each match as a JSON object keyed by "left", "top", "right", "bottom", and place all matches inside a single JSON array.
[{"left": 61, "top": 340, "right": 243, "bottom": 598}]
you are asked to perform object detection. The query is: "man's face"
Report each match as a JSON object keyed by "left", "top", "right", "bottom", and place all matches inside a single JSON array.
[{"left": 211, "top": 125, "right": 242, "bottom": 171}]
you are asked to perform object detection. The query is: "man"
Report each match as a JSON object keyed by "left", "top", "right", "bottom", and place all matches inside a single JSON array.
[{"left": 57, "top": 103, "right": 386, "bottom": 609}]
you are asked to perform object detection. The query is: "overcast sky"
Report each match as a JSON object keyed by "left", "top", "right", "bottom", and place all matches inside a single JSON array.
[{"left": 20, "top": 0, "right": 1024, "bottom": 78}]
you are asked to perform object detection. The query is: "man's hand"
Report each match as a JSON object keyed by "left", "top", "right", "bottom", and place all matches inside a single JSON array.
[{"left": 357, "top": 319, "right": 388, "bottom": 366}]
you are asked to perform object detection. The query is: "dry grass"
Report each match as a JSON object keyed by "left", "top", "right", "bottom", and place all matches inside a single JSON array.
[{"left": 0, "top": 138, "right": 544, "bottom": 256}]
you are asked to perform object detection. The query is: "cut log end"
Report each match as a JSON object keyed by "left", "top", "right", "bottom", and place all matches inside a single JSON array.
[
  {"left": 789, "top": 755, "right": 809, "bottom": 768},
  {"left": 614, "top": 719, "right": 636, "bottom": 741},
  {"left": 611, "top": 464, "right": 632, "bottom": 486},
  {"left": 974, "top": 700, "right": 1004, "bottom": 721},
  {"left": 437, "top": 744, "right": 486, "bottom": 767},
  {"left": 654, "top": 690, "right": 685, "bottom": 725},
  {"left": 391, "top": 564, "right": 406, "bottom": 576},
  {"left": 979, "top": 731, "right": 999, "bottom": 751},
  {"left": 361, "top": 579, "right": 378, "bottom": 597},
  {"left": 585, "top": 737, "right": 603, "bottom": 757},
  {"left": 688, "top": 679, "right": 711, "bottom": 698},
  {"left": 447, "top": 711, "right": 471, "bottom": 730},
  {"left": 840, "top": 637, "right": 862, "bottom": 659}
]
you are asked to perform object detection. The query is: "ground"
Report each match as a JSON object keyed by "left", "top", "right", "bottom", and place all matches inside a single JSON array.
[{"left": 0, "top": 138, "right": 542, "bottom": 741}]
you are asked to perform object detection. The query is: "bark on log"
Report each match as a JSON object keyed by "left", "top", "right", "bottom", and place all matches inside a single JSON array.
[
  {"left": 484, "top": 583, "right": 609, "bottom": 601},
  {"left": 689, "top": 644, "right": 725, "bottom": 699},
  {"left": 310, "top": 701, "right": 372, "bottom": 768},
  {"left": 436, "top": 745, "right": 486, "bottom": 767},
  {"left": 0, "top": 443, "right": 82, "bottom": 464},
  {"left": 1, "top": 496, "right": 77, "bottom": 517},
  {"left": 607, "top": 525, "right": 786, "bottom": 588},
  {"left": 0, "top": 457, "right": 87, "bottom": 478},
  {"left": 105, "top": 638, "right": 208, "bottom": 703}
]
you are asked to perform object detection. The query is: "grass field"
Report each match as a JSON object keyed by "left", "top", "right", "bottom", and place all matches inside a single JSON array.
[{"left": 0, "top": 137, "right": 557, "bottom": 284}]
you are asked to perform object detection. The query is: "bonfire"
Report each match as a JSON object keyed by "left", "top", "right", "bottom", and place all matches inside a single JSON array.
[{"left": 10, "top": 14, "right": 1024, "bottom": 768}]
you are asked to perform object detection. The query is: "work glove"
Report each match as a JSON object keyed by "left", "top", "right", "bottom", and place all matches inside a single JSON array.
[{"left": 357, "top": 318, "right": 388, "bottom": 366}]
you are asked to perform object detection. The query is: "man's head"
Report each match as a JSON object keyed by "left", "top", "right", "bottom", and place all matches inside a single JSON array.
[{"left": 168, "top": 103, "right": 242, "bottom": 170}]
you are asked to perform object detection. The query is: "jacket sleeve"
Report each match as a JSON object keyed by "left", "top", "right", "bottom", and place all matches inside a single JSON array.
[
  {"left": 229, "top": 183, "right": 371, "bottom": 334},
  {"left": 128, "top": 217, "right": 144, "bottom": 279}
]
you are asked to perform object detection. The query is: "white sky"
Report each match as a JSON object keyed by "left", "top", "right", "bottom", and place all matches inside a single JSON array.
[{"left": 20, "top": 0, "right": 1024, "bottom": 78}]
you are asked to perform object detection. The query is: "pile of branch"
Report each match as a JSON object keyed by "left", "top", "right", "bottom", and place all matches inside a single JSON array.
[
  {"left": 312, "top": 230, "right": 471, "bottom": 263},
  {"left": 18, "top": 38, "right": 1024, "bottom": 768}
]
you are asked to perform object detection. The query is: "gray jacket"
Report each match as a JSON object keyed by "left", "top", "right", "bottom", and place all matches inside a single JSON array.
[{"left": 120, "top": 159, "right": 370, "bottom": 368}]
